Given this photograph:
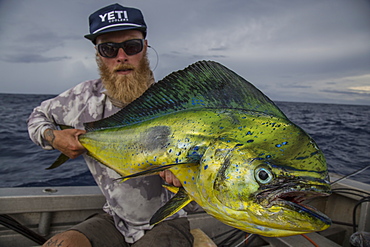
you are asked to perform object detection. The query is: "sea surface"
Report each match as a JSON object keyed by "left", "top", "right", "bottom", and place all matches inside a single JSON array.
[{"left": 0, "top": 93, "right": 369, "bottom": 187}]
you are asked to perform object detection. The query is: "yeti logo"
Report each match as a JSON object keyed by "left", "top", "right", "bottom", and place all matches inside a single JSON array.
[{"left": 99, "top": 10, "right": 129, "bottom": 22}]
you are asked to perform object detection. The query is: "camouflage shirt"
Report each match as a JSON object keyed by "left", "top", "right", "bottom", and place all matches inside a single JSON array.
[{"left": 27, "top": 79, "right": 186, "bottom": 243}]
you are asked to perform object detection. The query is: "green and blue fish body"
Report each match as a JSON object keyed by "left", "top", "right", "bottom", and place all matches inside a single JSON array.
[{"left": 51, "top": 61, "right": 331, "bottom": 237}]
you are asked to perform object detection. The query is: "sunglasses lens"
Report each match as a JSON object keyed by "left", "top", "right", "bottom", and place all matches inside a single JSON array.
[
  {"left": 124, "top": 39, "right": 143, "bottom": 55},
  {"left": 98, "top": 44, "right": 118, "bottom": 58},
  {"left": 97, "top": 39, "right": 144, "bottom": 58}
]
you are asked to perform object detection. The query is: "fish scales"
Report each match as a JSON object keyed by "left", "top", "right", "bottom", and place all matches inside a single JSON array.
[{"left": 51, "top": 60, "right": 331, "bottom": 237}]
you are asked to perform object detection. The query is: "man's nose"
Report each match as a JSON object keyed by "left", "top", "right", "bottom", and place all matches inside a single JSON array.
[{"left": 116, "top": 48, "right": 128, "bottom": 61}]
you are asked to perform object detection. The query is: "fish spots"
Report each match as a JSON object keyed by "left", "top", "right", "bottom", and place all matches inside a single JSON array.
[
  {"left": 311, "top": 151, "right": 319, "bottom": 156},
  {"left": 256, "top": 153, "right": 272, "bottom": 160},
  {"left": 187, "top": 145, "right": 203, "bottom": 162},
  {"left": 204, "top": 165, "right": 209, "bottom": 170},
  {"left": 191, "top": 98, "right": 205, "bottom": 106},
  {"left": 275, "top": 142, "right": 288, "bottom": 148},
  {"left": 295, "top": 150, "right": 320, "bottom": 160},
  {"left": 296, "top": 156, "right": 308, "bottom": 160}
]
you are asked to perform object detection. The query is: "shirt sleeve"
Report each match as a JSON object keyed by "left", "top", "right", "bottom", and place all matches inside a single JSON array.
[
  {"left": 27, "top": 98, "right": 59, "bottom": 150},
  {"left": 27, "top": 79, "right": 107, "bottom": 150}
]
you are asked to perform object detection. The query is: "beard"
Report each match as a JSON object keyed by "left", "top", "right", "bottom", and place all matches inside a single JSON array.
[{"left": 97, "top": 53, "right": 152, "bottom": 104}]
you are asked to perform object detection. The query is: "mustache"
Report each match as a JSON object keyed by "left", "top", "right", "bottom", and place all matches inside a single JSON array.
[{"left": 114, "top": 64, "right": 135, "bottom": 72}]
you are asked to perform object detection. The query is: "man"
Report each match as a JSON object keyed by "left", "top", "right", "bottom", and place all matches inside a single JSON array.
[{"left": 28, "top": 4, "right": 193, "bottom": 247}]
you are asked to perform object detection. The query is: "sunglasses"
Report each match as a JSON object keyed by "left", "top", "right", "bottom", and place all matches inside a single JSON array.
[{"left": 96, "top": 39, "right": 144, "bottom": 58}]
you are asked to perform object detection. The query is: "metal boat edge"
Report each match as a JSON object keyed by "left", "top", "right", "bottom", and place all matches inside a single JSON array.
[{"left": 0, "top": 173, "right": 369, "bottom": 247}]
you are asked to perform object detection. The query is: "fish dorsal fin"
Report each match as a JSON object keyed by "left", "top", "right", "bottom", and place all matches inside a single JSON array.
[{"left": 85, "top": 60, "right": 287, "bottom": 131}]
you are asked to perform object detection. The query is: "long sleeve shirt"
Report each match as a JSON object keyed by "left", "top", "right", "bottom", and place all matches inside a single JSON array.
[{"left": 27, "top": 79, "right": 186, "bottom": 243}]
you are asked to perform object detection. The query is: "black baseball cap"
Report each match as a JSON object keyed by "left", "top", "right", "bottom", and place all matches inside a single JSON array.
[{"left": 84, "top": 3, "right": 147, "bottom": 43}]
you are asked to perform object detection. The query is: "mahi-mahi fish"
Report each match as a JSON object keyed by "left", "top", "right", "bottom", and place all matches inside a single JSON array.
[{"left": 49, "top": 60, "right": 331, "bottom": 237}]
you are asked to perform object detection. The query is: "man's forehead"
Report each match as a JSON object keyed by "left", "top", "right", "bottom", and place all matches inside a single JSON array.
[{"left": 96, "top": 30, "right": 144, "bottom": 43}]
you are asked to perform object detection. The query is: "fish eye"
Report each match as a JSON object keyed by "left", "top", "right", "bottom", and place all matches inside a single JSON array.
[{"left": 255, "top": 167, "right": 273, "bottom": 184}]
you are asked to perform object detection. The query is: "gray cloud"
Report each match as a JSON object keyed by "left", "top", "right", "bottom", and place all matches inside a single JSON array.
[
  {"left": 321, "top": 89, "right": 370, "bottom": 96},
  {"left": 286, "top": 84, "right": 312, "bottom": 89},
  {"left": 208, "top": 47, "right": 228, "bottom": 52},
  {"left": 0, "top": 0, "right": 369, "bottom": 105},
  {"left": 2, "top": 54, "right": 72, "bottom": 63}
]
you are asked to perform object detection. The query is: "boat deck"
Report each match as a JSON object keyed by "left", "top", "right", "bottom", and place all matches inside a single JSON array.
[{"left": 0, "top": 173, "right": 369, "bottom": 246}]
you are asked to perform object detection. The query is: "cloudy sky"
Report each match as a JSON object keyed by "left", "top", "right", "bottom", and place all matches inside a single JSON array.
[{"left": 1, "top": 0, "right": 369, "bottom": 105}]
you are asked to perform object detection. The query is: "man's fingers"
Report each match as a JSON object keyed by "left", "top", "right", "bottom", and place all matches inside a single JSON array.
[{"left": 159, "top": 170, "right": 182, "bottom": 187}]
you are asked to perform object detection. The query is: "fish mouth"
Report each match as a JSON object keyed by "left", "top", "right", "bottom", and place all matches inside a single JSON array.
[{"left": 256, "top": 179, "right": 332, "bottom": 225}]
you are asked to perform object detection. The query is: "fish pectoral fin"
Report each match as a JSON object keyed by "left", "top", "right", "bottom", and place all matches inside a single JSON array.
[
  {"left": 46, "top": 153, "right": 70, "bottom": 170},
  {"left": 162, "top": 184, "right": 180, "bottom": 194},
  {"left": 119, "top": 163, "right": 195, "bottom": 182},
  {"left": 150, "top": 187, "right": 192, "bottom": 225}
]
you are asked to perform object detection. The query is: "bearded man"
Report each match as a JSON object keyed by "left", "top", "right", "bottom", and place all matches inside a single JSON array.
[{"left": 28, "top": 4, "right": 193, "bottom": 247}]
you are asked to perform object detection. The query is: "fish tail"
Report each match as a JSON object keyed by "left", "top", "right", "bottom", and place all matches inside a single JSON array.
[
  {"left": 45, "top": 124, "right": 76, "bottom": 170},
  {"left": 46, "top": 153, "right": 70, "bottom": 170}
]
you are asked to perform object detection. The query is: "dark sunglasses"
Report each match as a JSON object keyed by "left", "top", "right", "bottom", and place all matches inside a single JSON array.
[{"left": 96, "top": 39, "right": 144, "bottom": 58}]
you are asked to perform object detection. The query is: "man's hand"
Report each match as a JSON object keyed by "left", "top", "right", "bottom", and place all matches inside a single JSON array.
[
  {"left": 159, "top": 170, "right": 182, "bottom": 187},
  {"left": 44, "top": 128, "right": 86, "bottom": 159}
]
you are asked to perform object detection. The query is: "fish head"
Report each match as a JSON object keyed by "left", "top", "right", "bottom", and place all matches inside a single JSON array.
[{"left": 205, "top": 124, "right": 331, "bottom": 236}]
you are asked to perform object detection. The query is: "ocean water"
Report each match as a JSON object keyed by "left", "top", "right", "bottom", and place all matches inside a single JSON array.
[{"left": 0, "top": 93, "right": 369, "bottom": 187}]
